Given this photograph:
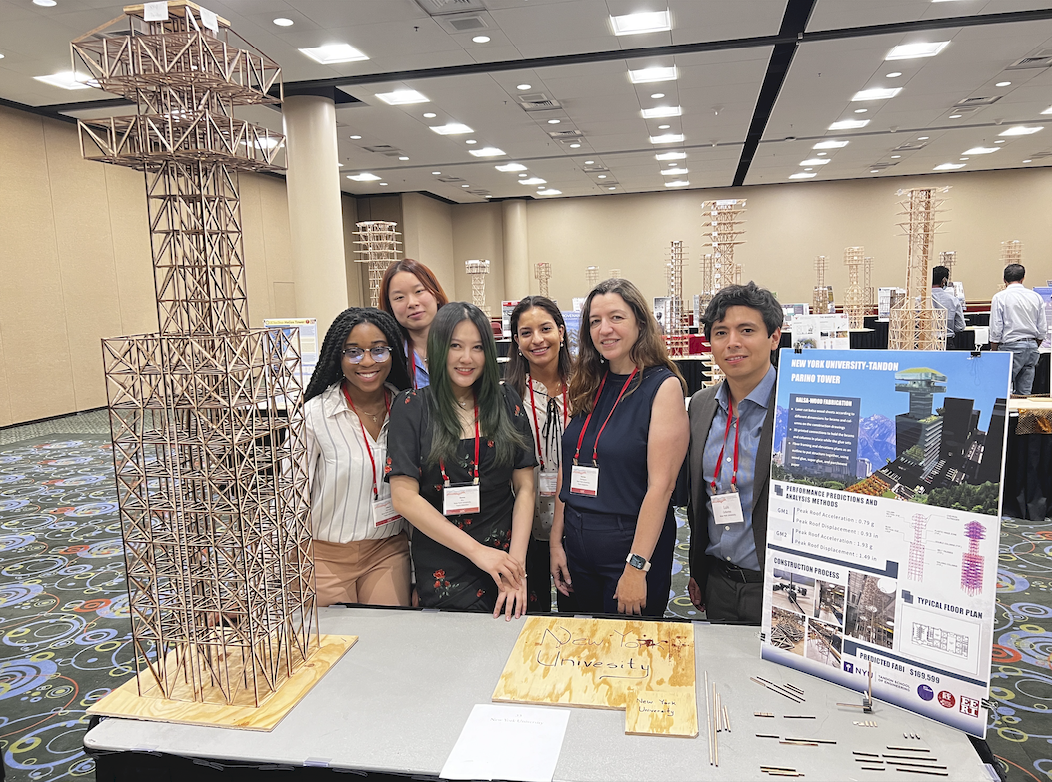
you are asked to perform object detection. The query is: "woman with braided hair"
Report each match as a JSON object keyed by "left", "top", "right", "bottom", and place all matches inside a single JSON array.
[{"left": 303, "top": 307, "right": 413, "bottom": 606}]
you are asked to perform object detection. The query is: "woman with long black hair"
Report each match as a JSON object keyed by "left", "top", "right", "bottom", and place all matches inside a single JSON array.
[
  {"left": 387, "top": 303, "right": 536, "bottom": 619},
  {"left": 303, "top": 307, "right": 413, "bottom": 607}
]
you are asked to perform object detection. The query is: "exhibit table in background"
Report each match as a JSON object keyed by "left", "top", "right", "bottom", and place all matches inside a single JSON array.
[
  {"left": 672, "top": 355, "right": 710, "bottom": 396},
  {"left": 1003, "top": 397, "right": 1052, "bottom": 521},
  {"left": 779, "top": 328, "right": 880, "bottom": 350},
  {"left": 84, "top": 607, "right": 991, "bottom": 781}
]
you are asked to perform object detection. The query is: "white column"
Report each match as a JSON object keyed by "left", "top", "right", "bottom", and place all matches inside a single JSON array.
[
  {"left": 502, "top": 199, "right": 530, "bottom": 300},
  {"left": 283, "top": 94, "right": 348, "bottom": 330}
]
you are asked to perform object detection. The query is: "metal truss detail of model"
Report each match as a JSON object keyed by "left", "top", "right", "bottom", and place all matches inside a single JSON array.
[
  {"left": 354, "top": 221, "right": 402, "bottom": 307},
  {"left": 534, "top": 262, "right": 551, "bottom": 298},
  {"left": 864, "top": 255, "right": 875, "bottom": 307},
  {"left": 888, "top": 188, "right": 947, "bottom": 351},
  {"left": 665, "top": 241, "right": 688, "bottom": 357},
  {"left": 812, "top": 255, "right": 833, "bottom": 315},
  {"left": 466, "top": 259, "right": 491, "bottom": 312},
  {"left": 585, "top": 265, "right": 600, "bottom": 291},
  {"left": 73, "top": 2, "right": 319, "bottom": 710},
  {"left": 843, "top": 247, "right": 866, "bottom": 329}
]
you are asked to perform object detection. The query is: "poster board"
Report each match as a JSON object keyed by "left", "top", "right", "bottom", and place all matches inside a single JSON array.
[
  {"left": 501, "top": 301, "right": 520, "bottom": 339},
  {"left": 790, "top": 313, "right": 850, "bottom": 350},
  {"left": 1034, "top": 287, "right": 1052, "bottom": 350},
  {"left": 561, "top": 311, "right": 581, "bottom": 357},
  {"left": 781, "top": 303, "right": 810, "bottom": 328},
  {"left": 762, "top": 348, "right": 1011, "bottom": 738},
  {"left": 262, "top": 317, "right": 317, "bottom": 384}
]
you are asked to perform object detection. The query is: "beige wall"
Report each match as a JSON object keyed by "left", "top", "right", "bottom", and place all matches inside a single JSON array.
[
  {"left": 401, "top": 192, "right": 457, "bottom": 298},
  {"left": 452, "top": 202, "right": 506, "bottom": 311}
]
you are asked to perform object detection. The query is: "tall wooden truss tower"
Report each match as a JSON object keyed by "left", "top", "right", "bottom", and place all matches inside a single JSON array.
[
  {"left": 888, "top": 188, "right": 947, "bottom": 351},
  {"left": 665, "top": 240, "right": 688, "bottom": 357},
  {"left": 72, "top": 2, "right": 317, "bottom": 706},
  {"left": 354, "top": 221, "right": 402, "bottom": 307},
  {"left": 534, "top": 262, "right": 551, "bottom": 298},
  {"left": 466, "top": 259, "right": 491, "bottom": 312},
  {"left": 939, "top": 250, "right": 956, "bottom": 275},
  {"left": 812, "top": 255, "right": 829, "bottom": 314},
  {"left": 701, "top": 199, "right": 746, "bottom": 299},
  {"left": 864, "top": 255, "right": 875, "bottom": 307},
  {"left": 843, "top": 247, "right": 866, "bottom": 329},
  {"left": 585, "top": 265, "right": 600, "bottom": 290}
]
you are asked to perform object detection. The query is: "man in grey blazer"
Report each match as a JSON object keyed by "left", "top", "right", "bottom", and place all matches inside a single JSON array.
[{"left": 687, "top": 282, "right": 783, "bottom": 624}]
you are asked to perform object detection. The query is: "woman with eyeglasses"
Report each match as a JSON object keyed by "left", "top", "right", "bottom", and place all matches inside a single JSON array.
[
  {"left": 504, "top": 296, "right": 575, "bottom": 614},
  {"left": 387, "top": 303, "right": 536, "bottom": 619},
  {"left": 303, "top": 307, "right": 414, "bottom": 607},
  {"left": 379, "top": 259, "right": 450, "bottom": 389}
]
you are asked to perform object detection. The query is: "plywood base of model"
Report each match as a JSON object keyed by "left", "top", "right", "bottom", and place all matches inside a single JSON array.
[
  {"left": 492, "top": 616, "right": 697, "bottom": 737},
  {"left": 87, "top": 634, "right": 356, "bottom": 731}
]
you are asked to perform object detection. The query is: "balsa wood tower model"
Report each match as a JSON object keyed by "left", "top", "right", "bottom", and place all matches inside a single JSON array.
[
  {"left": 701, "top": 199, "right": 746, "bottom": 386},
  {"left": 72, "top": 2, "right": 336, "bottom": 720},
  {"left": 534, "top": 261, "right": 551, "bottom": 298},
  {"left": 843, "top": 246, "right": 866, "bottom": 329},
  {"left": 864, "top": 255, "right": 876, "bottom": 307},
  {"left": 466, "top": 259, "right": 491, "bottom": 312},
  {"left": 698, "top": 253, "right": 714, "bottom": 311},
  {"left": 665, "top": 240, "right": 688, "bottom": 356},
  {"left": 585, "top": 265, "right": 600, "bottom": 290},
  {"left": 354, "top": 220, "right": 402, "bottom": 307},
  {"left": 812, "top": 255, "right": 829, "bottom": 314},
  {"left": 939, "top": 250, "right": 957, "bottom": 275},
  {"left": 888, "top": 188, "right": 947, "bottom": 351}
]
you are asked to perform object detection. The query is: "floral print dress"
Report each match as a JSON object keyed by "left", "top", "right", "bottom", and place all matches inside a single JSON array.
[{"left": 385, "top": 385, "right": 535, "bottom": 611}]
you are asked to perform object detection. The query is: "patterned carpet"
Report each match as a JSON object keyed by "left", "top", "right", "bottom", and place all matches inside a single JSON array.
[{"left": 0, "top": 431, "right": 1048, "bottom": 780}]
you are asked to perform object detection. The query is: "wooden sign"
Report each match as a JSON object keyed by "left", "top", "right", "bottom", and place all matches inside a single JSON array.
[
  {"left": 492, "top": 616, "right": 697, "bottom": 737},
  {"left": 625, "top": 689, "right": 698, "bottom": 737}
]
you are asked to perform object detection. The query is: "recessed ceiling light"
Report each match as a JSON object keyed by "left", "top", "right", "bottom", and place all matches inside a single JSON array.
[
  {"left": 468, "top": 147, "right": 505, "bottom": 157},
  {"left": 472, "top": 35, "right": 490, "bottom": 43},
  {"left": 465, "top": 139, "right": 477, "bottom": 144},
  {"left": 816, "top": 152, "right": 827, "bottom": 156},
  {"left": 547, "top": 119, "right": 561, "bottom": 124},
  {"left": 854, "top": 109, "right": 868, "bottom": 114},
  {"left": 398, "top": 156, "right": 410, "bottom": 161},
  {"left": 891, "top": 155, "right": 901, "bottom": 159},
  {"left": 300, "top": 44, "right": 369, "bottom": 64},
  {"left": 650, "top": 93, "right": 665, "bottom": 99},
  {"left": 1042, "top": 106, "right": 1052, "bottom": 115},
  {"left": 496, "top": 163, "right": 527, "bottom": 172},
  {"left": 519, "top": 173, "right": 528, "bottom": 177},
  {"left": 934, "top": 163, "right": 965, "bottom": 170},
  {"left": 569, "top": 143, "right": 581, "bottom": 148},
  {"left": 431, "top": 123, "right": 473, "bottom": 135},
  {"left": 828, "top": 119, "right": 869, "bottom": 130},
  {"left": 520, "top": 177, "right": 547, "bottom": 185},
  {"left": 432, "top": 171, "right": 441, "bottom": 175},
  {"left": 608, "top": 186, "right": 616, "bottom": 190},
  {"left": 273, "top": 18, "right": 294, "bottom": 27},
  {"left": 375, "top": 89, "right": 428, "bottom": 105},
  {"left": 517, "top": 84, "right": 532, "bottom": 90},
  {"left": 658, "top": 124, "right": 671, "bottom": 130},
  {"left": 813, "top": 139, "right": 849, "bottom": 149},
  {"left": 886, "top": 41, "right": 949, "bottom": 61},
  {"left": 628, "top": 65, "right": 677, "bottom": 84},
  {"left": 789, "top": 172, "right": 816, "bottom": 179},
  {"left": 350, "top": 135, "right": 362, "bottom": 140},
  {"left": 423, "top": 112, "right": 437, "bottom": 118},
  {"left": 597, "top": 174, "right": 607, "bottom": 179},
  {"left": 655, "top": 151, "right": 686, "bottom": 160},
  {"left": 0, "top": 53, "right": 4, "bottom": 60},
  {"left": 584, "top": 160, "right": 595, "bottom": 165},
  {"left": 852, "top": 87, "right": 902, "bottom": 101},
  {"left": 800, "top": 158, "right": 830, "bottom": 165},
  {"left": 664, "top": 180, "right": 690, "bottom": 187},
  {"left": 641, "top": 105, "right": 682, "bottom": 119},
  {"left": 999, "top": 125, "right": 1044, "bottom": 136},
  {"left": 805, "top": 168, "right": 813, "bottom": 172},
  {"left": 996, "top": 81, "right": 1011, "bottom": 87},
  {"left": 995, "top": 139, "right": 1006, "bottom": 144},
  {"left": 33, "top": 0, "right": 56, "bottom": 6},
  {"left": 886, "top": 71, "right": 902, "bottom": 78},
  {"left": 650, "top": 133, "right": 685, "bottom": 144},
  {"left": 918, "top": 136, "right": 929, "bottom": 140},
  {"left": 380, "top": 183, "right": 388, "bottom": 187},
  {"left": 610, "top": 9, "right": 672, "bottom": 36},
  {"left": 338, "top": 163, "right": 344, "bottom": 167},
  {"left": 963, "top": 147, "right": 999, "bottom": 155},
  {"left": 948, "top": 113, "right": 962, "bottom": 119},
  {"left": 33, "top": 71, "right": 92, "bottom": 90},
  {"left": 1023, "top": 159, "right": 1032, "bottom": 163},
  {"left": 870, "top": 169, "right": 880, "bottom": 173},
  {"left": 537, "top": 189, "right": 562, "bottom": 195},
  {"left": 661, "top": 167, "right": 688, "bottom": 175},
  {"left": 347, "top": 173, "right": 381, "bottom": 181},
  {"left": 462, "top": 184, "right": 470, "bottom": 188}
]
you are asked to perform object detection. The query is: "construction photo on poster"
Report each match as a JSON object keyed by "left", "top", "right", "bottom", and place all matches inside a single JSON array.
[{"left": 761, "top": 348, "right": 1011, "bottom": 737}]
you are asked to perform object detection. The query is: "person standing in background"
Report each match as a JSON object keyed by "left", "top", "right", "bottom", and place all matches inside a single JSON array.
[
  {"left": 990, "top": 263, "right": 1048, "bottom": 396},
  {"left": 380, "top": 259, "right": 449, "bottom": 389},
  {"left": 931, "top": 265, "right": 966, "bottom": 350}
]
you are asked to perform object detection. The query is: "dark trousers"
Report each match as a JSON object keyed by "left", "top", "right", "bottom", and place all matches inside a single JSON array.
[
  {"left": 705, "top": 560, "right": 763, "bottom": 625},
  {"left": 526, "top": 534, "right": 577, "bottom": 614},
  {"left": 946, "top": 334, "right": 958, "bottom": 350},
  {"left": 562, "top": 504, "right": 675, "bottom": 617}
]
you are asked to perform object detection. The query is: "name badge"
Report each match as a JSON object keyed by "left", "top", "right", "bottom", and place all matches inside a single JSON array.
[
  {"left": 443, "top": 483, "right": 481, "bottom": 515},
  {"left": 569, "top": 465, "right": 599, "bottom": 496},
  {"left": 539, "top": 470, "right": 558, "bottom": 497},
  {"left": 711, "top": 491, "right": 745, "bottom": 525},
  {"left": 372, "top": 496, "right": 402, "bottom": 528}
]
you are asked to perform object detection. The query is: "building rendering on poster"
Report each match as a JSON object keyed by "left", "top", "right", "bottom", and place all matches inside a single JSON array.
[
  {"left": 762, "top": 349, "right": 1011, "bottom": 737},
  {"left": 790, "top": 313, "right": 850, "bottom": 350}
]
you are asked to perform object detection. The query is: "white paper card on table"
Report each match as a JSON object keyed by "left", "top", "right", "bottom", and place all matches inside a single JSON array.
[
  {"left": 143, "top": 1, "right": 169, "bottom": 21},
  {"left": 199, "top": 7, "right": 219, "bottom": 31},
  {"left": 439, "top": 703, "right": 570, "bottom": 782}
]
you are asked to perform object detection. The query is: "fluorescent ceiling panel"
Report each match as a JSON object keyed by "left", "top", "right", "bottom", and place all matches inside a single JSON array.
[
  {"left": 851, "top": 87, "right": 902, "bottom": 101},
  {"left": 641, "top": 106, "right": 682, "bottom": 119},
  {"left": 886, "top": 42, "right": 949, "bottom": 61},
  {"left": 650, "top": 133, "right": 685, "bottom": 144},
  {"left": 375, "top": 89, "right": 428, "bottom": 105},
  {"left": 611, "top": 10, "right": 671, "bottom": 36},
  {"left": 628, "top": 66, "right": 677, "bottom": 84},
  {"left": 495, "top": 163, "right": 527, "bottom": 172},
  {"left": 299, "top": 44, "right": 369, "bottom": 64},
  {"left": 431, "top": 123, "right": 474, "bottom": 135},
  {"left": 468, "top": 147, "right": 505, "bottom": 157},
  {"left": 828, "top": 119, "right": 869, "bottom": 130}
]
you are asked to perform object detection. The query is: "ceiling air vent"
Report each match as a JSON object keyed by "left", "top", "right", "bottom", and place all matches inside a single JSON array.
[
  {"left": 954, "top": 95, "right": 1001, "bottom": 107},
  {"left": 364, "top": 144, "right": 397, "bottom": 153},
  {"left": 582, "top": 165, "right": 608, "bottom": 173},
  {"left": 868, "top": 162, "right": 898, "bottom": 170},
  {"left": 893, "top": 140, "right": 927, "bottom": 151},
  {"left": 467, "top": 189, "right": 490, "bottom": 196},
  {"left": 548, "top": 129, "right": 584, "bottom": 140},
  {"left": 413, "top": 0, "right": 486, "bottom": 15},
  {"left": 445, "top": 14, "right": 488, "bottom": 31},
  {"left": 1006, "top": 55, "right": 1052, "bottom": 70},
  {"left": 437, "top": 175, "right": 466, "bottom": 183},
  {"left": 1027, "top": 151, "right": 1052, "bottom": 159},
  {"left": 517, "top": 93, "right": 562, "bottom": 111}
]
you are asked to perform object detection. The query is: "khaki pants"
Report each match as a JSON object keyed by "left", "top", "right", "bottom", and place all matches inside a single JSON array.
[{"left": 313, "top": 533, "right": 411, "bottom": 608}]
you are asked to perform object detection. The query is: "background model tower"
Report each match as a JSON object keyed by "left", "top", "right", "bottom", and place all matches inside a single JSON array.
[
  {"left": 72, "top": 2, "right": 316, "bottom": 706},
  {"left": 939, "top": 250, "right": 957, "bottom": 275},
  {"left": 466, "top": 259, "right": 491, "bottom": 312},
  {"left": 1000, "top": 240, "right": 1022, "bottom": 266},
  {"left": 864, "top": 255, "right": 876, "bottom": 308},
  {"left": 665, "top": 240, "right": 688, "bottom": 357},
  {"left": 354, "top": 220, "right": 402, "bottom": 307},
  {"left": 812, "top": 255, "right": 830, "bottom": 314},
  {"left": 699, "top": 253, "right": 715, "bottom": 311},
  {"left": 585, "top": 265, "right": 600, "bottom": 290},
  {"left": 888, "top": 188, "right": 947, "bottom": 351},
  {"left": 609, "top": 268, "right": 622, "bottom": 279},
  {"left": 843, "top": 246, "right": 866, "bottom": 329},
  {"left": 534, "top": 262, "right": 551, "bottom": 299},
  {"left": 702, "top": 199, "right": 746, "bottom": 298}
]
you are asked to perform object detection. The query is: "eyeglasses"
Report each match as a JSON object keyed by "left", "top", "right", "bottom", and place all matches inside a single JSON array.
[{"left": 342, "top": 346, "right": 391, "bottom": 364}]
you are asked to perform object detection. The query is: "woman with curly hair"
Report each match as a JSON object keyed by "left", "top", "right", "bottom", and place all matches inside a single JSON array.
[
  {"left": 379, "top": 258, "right": 449, "bottom": 389},
  {"left": 303, "top": 307, "right": 413, "bottom": 607},
  {"left": 387, "top": 302, "right": 536, "bottom": 619}
]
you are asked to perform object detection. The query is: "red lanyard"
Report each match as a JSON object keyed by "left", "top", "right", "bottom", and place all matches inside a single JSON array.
[
  {"left": 440, "top": 399, "right": 481, "bottom": 486},
  {"left": 527, "top": 378, "right": 567, "bottom": 470},
  {"left": 711, "top": 400, "right": 741, "bottom": 493},
  {"left": 341, "top": 382, "right": 391, "bottom": 500},
  {"left": 573, "top": 368, "right": 638, "bottom": 466}
]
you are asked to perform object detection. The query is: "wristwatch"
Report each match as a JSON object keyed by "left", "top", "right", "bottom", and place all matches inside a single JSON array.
[{"left": 626, "top": 553, "right": 652, "bottom": 572}]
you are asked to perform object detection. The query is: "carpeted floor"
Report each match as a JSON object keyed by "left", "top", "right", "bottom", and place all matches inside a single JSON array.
[{"left": 0, "top": 427, "right": 1048, "bottom": 780}]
